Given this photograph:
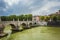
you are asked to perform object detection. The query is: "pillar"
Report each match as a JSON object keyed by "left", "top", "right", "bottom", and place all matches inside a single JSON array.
[
  {"left": 17, "top": 18, "right": 19, "bottom": 26},
  {"left": 18, "top": 18, "right": 19, "bottom": 22},
  {"left": 13, "top": 18, "right": 15, "bottom": 22},
  {"left": 23, "top": 19, "right": 24, "bottom": 21},
  {"left": 27, "top": 19, "right": 30, "bottom": 28}
]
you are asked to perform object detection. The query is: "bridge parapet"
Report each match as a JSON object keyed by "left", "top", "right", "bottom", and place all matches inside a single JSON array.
[{"left": 0, "top": 21, "right": 33, "bottom": 26}]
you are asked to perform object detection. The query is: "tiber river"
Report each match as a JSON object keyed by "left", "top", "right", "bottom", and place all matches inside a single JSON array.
[{"left": 0, "top": 26, "right": 60, "bottom": 40}]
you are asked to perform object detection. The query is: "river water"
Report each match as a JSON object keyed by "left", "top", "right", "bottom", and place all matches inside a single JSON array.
[{"left": 0, "top": 26, "right": 60, "bottom": 40}]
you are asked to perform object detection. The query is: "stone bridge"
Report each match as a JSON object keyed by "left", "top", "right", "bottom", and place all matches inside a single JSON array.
[
  {"left": 0, "top": 20, "right": 47, "bottom": 31},
  {"left": 0, "top": 21, "right": 34, "bottom": 30},
  {"left": 0, "top": 20, "right": 47, "bottom": 37},
  {"left": 1, "top": 21, "right": 33, "bottom": 26},
  {"left": 0, "top": 21, "right": 36, "bottom": 36}
]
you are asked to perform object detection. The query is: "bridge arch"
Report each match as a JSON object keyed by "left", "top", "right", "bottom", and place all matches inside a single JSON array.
[
  {"left": 33, "top": 22, "right": 37, "bottom": 25},
  {"left": 9, "top": 24, "right": 16, "bottom": 29},
  {"left": 21, "top": 23, "right": 27, "bottom": 29},
  {"left": 21, "top": 23, "right": 26, "bottom": 26},
  {"left": 29, "top": 23, "right": 32, "bottom": 27},
  {"left": 9, "top": 24, "right": 19, "bottom": 31}
]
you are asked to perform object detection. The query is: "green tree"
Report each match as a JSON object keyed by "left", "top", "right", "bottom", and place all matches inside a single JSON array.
[
  {"left": 23, "top": 14, "right": 32, "bottom": 21},
  {"left": 18, "top": 15, "right": 24, "bottom": 21},
  {"left": 44, "top": 16, "right": 50, "bottom": 21},
  {"left": 57, "top": 15, "right": 60, "bottom": 20},
  {"left": 9, "top": 15, "right": 17, "bottom": 21},
  {"left": 27, "top": 14, "right": 32, "bottom": 21},
  {"left": 1, "top": 14, "right": 32, "bottom": 21},
  {"left": 51, "top": 15, "right": 57, "bottom": 21},
  {"left": 1, "top": 16, "right": 7, "bottom": 21},
  {"left": 40, "top": 16, "right": 44, "bottom": 21}
]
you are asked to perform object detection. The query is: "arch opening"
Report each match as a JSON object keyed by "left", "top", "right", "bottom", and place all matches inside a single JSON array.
[
  {"left": 21, "top": 23, "right": 27, "bottom": 29},
  {"left": 9, "top": 24, "right": 16, "bottom": 28},
  {"left": 9, "top": 24, "right": 19, "bottom": 31},
  {"left": 29, "top": 23, "right": 32, "bottom": 26}
]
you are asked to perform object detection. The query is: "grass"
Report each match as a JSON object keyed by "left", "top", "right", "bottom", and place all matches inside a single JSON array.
[{"left": 0, "top": 26, "right": 60, "bottom": 40}]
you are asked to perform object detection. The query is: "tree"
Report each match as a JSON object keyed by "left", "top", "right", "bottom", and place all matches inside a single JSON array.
[
  {"left": 27, "top": 14, "right": 32, "bottom": 21},
  {"left": 44, "top": 16, "right": 50, "bottom": 21},
  {"left": 1, "top": 16, "right": 7, "bottom": 21},
  {"left": 0, "top": 14, "right": 32, "bottom": 21},
  {"left": 22, "top": 14, "right": 32, "bottom": 21},
  {"left": 51, "top": 15, "right": 57, "bottom": 21},
  {"left": 40, "top": 16, "right": 44, "bottom": 21},
  {"left": 18, "top": 15, "right": 24, "bottom": 21},
  {"left": 57, "top": 15, "right": 60, "bottom": 20},
  {"left": 8, "top": 15, "right": 17, "bottom": 21}
]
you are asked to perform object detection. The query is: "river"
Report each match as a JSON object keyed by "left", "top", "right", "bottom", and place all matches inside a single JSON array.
[{"left": 0, "top": 26, "right": 60, "bottom": 40}]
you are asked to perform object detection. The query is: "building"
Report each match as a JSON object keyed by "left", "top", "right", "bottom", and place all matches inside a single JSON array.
[
  {"left": 49, "top": 10, "right": 60, "bottom": 16},
  {"left": 55, "top": 10, "right": 60, "bottom": 15},
  {"left": 32, "top": 16, "right": 40, "bottom": 22},
  {"left": 58, "top": 10, "right": 60, "bottom": 14}
]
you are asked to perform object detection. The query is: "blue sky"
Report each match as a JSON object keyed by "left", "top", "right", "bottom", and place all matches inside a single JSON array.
[{"left": 0, "top": 0, "right": 60, "bottom": 16}]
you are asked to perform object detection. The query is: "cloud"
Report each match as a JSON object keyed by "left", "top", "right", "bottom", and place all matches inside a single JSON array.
[
  {"left": 0, "top": 0, "right": 6, "bottom": 8},
  {"left": 4, "top": 0, "right": 20, "bottom": 6},
  {"left": 31, "top": 1, "right": 60, "bottom": 16},
  {"left": 3, "top": 0, "right": 33, "bottom": 11},
  {"left": 0, "top": 0, "right": 7, "bottom": 15},
  {"left": 0, "top": 0, "right": 60, "bottom": 16},
  {"left": 4, "top": 0, "right": 33, "bottom": 6}
]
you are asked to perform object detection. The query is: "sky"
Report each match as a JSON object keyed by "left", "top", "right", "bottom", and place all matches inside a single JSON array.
[{"left": 0, "top": 0, "right": 60, "bottom": 16}]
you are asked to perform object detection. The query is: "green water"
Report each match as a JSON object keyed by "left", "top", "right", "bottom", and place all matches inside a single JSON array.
[{"left": 0, "top": 26, "right": 60, "bottom": 40}]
